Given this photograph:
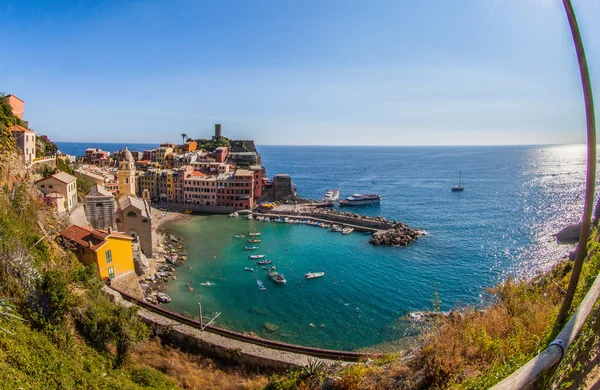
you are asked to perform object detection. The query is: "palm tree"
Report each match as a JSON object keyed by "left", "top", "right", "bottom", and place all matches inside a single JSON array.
[{"left": 180, "top": 133, "right": 188, "bottom": 145}]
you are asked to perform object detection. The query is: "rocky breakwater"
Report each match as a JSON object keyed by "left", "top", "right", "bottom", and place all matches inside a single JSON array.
[
  {"left": 307, "top": 208, "right": 424, "bottom": 247},
  {"left": 370, "top": 222, "right": 424, "bottom": 247}
]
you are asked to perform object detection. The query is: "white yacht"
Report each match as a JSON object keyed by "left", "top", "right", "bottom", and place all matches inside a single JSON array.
[{"left": 339, "top": 193, "right": 382, "bottom": 207}]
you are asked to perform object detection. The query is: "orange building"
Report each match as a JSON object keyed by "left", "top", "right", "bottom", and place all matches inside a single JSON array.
[{"left": 6, "top": 94, "right": 24, "bottom": 119}]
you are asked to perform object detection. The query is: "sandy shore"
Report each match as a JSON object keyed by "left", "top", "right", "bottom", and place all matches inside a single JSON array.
[{"left": 152, "top": 207, "right": 190, "bottom": 230}]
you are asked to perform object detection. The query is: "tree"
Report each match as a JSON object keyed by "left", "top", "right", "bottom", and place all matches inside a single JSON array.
[{"left": 180, "top": 133, "right": 187, "bottom": 145}]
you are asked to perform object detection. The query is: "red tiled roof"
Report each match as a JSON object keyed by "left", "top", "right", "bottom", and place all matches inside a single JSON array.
[
  {"left": 60, "top": 224, "right": 132, "bottom": 251},
  {"left": 8, "top": 124, "right": 33, "bottom": 133},
  {"left": 191, "top": 171, "right": 208, "bottom": 177}
]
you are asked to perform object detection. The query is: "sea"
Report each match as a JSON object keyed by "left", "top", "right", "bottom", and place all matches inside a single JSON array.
[{"left": 56, "top": 142, "right": 593, "bottom": 351}]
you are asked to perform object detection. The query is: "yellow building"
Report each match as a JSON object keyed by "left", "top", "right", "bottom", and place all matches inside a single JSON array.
[{"left": 59, "top": 224, "right": 135, "bottom": 280}]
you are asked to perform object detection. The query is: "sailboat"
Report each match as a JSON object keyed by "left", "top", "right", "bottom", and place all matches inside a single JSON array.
[{"left": 451, "top": 171, "right": 464, "bottom": 192}]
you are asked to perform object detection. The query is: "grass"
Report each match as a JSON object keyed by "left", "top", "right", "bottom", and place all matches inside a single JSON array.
[{"left": 130, "top": 339, "right": 268, "bottom": 389}]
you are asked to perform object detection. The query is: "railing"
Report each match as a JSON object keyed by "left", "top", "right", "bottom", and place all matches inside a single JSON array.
[
  {"left": 491, "top": 270, "right": 600, "bottom": 389},
  {"left": 116, "top": 289, "right": 378, "bottom": 362}
]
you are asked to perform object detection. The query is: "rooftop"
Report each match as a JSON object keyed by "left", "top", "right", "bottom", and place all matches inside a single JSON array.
[
  {"left": 118, "top": 196, "right": 151, "bottom": 218},
  {"left": 37, "top": 171, "right": 77, "bottom": 184},
  {"left": 8, "top": 124, "right": 34, "bottom": 133},
  {"left": 60, "top": 224, "right": 132, "bottom": 251}
]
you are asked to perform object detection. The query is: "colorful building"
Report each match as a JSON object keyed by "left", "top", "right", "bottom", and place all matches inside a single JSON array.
[
  {"left": 117, "top": 147, "right": 136, "bottom": 197},
  {"left": 36, "top": 171, "right": 78, "bottom": 212},
  {"left": 59, "top": 224, "right": 135, "bottom": 280},
  {"left": 9, "top": 125, "right": 36, "bottom": 164}
]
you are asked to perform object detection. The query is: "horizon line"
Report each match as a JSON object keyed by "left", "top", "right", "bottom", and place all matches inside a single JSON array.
[{"left": 53, "top": 141, "right": 584, "bottom": 148}]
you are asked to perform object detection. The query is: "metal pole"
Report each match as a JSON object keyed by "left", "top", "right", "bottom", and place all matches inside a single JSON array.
[
  {"left": 198, "top": 302, "right": 202, "bottom": 330},
  {"left": 554, "top": 0, "right": 597, "bottom": 331}
]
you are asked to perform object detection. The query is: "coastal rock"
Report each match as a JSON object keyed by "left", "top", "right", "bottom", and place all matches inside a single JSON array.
[
  {"left": 370, "top": 227, "right": 423, "bottom": 247},
  {"left": 264, "top": 322, "right": 279, "bottom": 332}
]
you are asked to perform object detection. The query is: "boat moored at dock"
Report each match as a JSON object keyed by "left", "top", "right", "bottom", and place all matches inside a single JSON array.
[{"left": 339, "top": 193, "right": 382, "bottom": 207}]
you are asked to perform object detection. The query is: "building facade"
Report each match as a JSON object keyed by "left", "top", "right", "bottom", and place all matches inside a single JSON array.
[
  {"left": 116, "top": 196, "right": 154, "bottom": 257},
  {"left": 9, "top": 125, "right": 36, "bottom": 164},
  {"left": 59, "top": 224, "right": 135, "bottom": 280},
  {"left": 85, "top": 184, "right": 116, "bottom": 230},
  {"left": 36, "top": 171, "right": 78, "bottom": 212}
]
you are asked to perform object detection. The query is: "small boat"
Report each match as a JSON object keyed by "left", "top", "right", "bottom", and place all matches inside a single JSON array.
[
  {"left": 248, "top": 232, "right": 262, "bottom": 236},
  {"left": 247, "top": 239, "right": 261, "bottom": 243},
  {"left": 244, "top": 246, "right": 259, "bottom": 250},
  {"left": 262, "top": 266, "right": 277, "bottom": 270},
  {"left": 228, "top": 212, "right": 239, "bottom": 218},
  {"left": 331, "top": 225, "right": 343, "bottom": 233},
  {"left": 183, "top": 210, "right": 193, "bottom": 214},
  {"left": 245, "top": 267, "right": 254, "bottom": 272},
  {"left": 305, "top": 272, "right": 325, "bottom": 279},
  {"left": 342, "top": 227, "right": 354, "bottom": 235},
  {"left": 268, "top": 271, "right": 287, "bottom": 284},
  {"left": 234, "top": 234, "right": 245, "bottom": 238},
  {"left": 339, "top": 193, "right": 382, "bottom": 207},
  {"left": 256, "top": 260, "right": 273, "bottom": 265},
  {"left": 246, "top": 214, "right": 254, "bottom": 220},
  {"left": 257, "top": 280, "right": 266, "bottom": 290},
  {"left": 451, "top": 171, "right": 465, "bottom": 192},
  {"left": 249, "top": 254, "right": 265, "bottom": 259}
]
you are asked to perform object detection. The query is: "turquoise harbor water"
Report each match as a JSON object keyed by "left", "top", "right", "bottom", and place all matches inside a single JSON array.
[{"left": 161, "top": 145, "right": 595, "bottom": 351}]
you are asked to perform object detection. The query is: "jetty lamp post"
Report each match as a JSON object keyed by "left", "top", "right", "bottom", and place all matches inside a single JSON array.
[{"left": 553, "top": 0, "right": 597, "bottom": 333}]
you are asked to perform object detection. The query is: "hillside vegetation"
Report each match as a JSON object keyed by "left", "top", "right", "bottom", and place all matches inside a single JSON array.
[{"left": 0, "top": 104, "right": 266, "bottom": 389}]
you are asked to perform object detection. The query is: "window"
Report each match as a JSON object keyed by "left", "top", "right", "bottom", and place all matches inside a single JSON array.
[
  {"left": 106, "top": 249, "right": 113, "bottom": 263},
  {"left": 127, "top": 211, "right": 137, "bottom": 217},
  {"left": 107, "top": 266, "right": 115, "bottom": 279},
  {"left": 41, "top": 184, "right": 45, "bottom": 188}
]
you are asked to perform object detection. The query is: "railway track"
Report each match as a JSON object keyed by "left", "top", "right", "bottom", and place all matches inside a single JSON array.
[{"left": 118, "top": 290, "right": 379, "bottom": 362}]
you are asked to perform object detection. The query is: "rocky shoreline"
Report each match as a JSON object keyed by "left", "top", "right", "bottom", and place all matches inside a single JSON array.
[{"left": 139, "top": 215, "right": 190, "bottom": 304}]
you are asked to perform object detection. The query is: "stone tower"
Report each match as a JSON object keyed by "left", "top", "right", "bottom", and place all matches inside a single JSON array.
[{"left": 118, "top": 147, "right": 136, "bottom": 197}]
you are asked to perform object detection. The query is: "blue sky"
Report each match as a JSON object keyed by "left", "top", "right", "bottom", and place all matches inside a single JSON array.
[{"left": 1, "top": 0, "right": 598, "bottom": 145}]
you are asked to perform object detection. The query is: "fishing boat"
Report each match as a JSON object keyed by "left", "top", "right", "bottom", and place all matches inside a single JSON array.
[
  {"left": 256, "top": 260, "right": 273, "bottom": 265},
  {"left": 305, "top": 272, "right": 325, "bottom": 279},
  {"left": 249, "top": 254, "right": 265, "bottom": 259},
  {"left": 342, "top": 227, "right": 354, "bottom": 235},
  {"left": 339, "top": 193, "right": 382, "bottom": 207},
  {"left": 248, "top": 232, "right": 262, "bottom": 236},
  {"left": 183, "top": 210, "right": 193, "bottom": 214},
  {"left": 268, "top": 271, "right": 287, "bottom": 284},
  {"left": 244, "top": 267, "right": 254, "bottom": 272},
  {"left": 262, "top": 266, "right": 277, "bottom": 270},
  {"left": 234, "top": 234, "right": 245, "bottom": 238},
  {"left": 257, "top": 280, "right": 266, "bottom": 290},
  {"left": 451, "top": 171, "right": 465, "bottom": 192},
  {"left": 244, "top": 246, "right": 259, "bottom": 250},
  {"left": 247, "top": 239, "right": 261, "bottom": 243}
]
